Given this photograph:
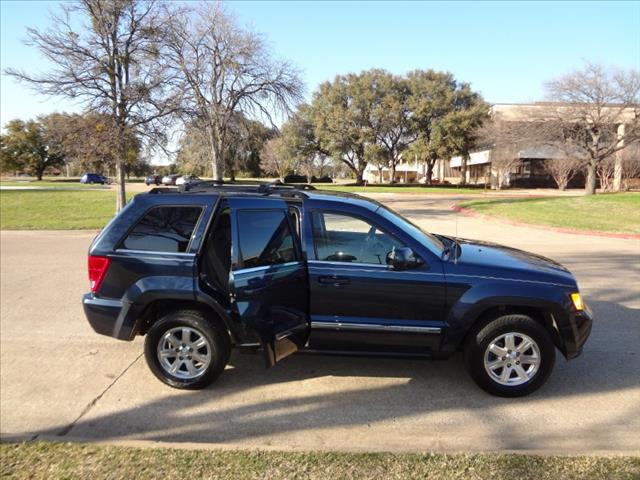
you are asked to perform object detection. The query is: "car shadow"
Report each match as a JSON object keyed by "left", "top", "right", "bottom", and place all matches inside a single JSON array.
[{"left": 22, "top": 298, "right": 640, "bottom": 452}]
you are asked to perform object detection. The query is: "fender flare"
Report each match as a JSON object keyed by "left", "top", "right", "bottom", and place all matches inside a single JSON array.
[{"left": 442, "top": 281, "right": 571, "bottom": 353}]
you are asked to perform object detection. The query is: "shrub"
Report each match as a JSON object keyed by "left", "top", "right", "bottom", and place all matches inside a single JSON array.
[
  {"left": 284, "top": 173, "right": 308, "bottom": 183},
  {"left": 311, "top": 175, "right": 333, "bottom": 183}
]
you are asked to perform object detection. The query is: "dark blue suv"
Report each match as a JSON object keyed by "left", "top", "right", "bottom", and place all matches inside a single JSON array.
[
  {"left": 80, "top": 173, "right": 110, "bottom": 184},
  {"left": 82, "top": 182, "right": 592, "bottom": 396}
]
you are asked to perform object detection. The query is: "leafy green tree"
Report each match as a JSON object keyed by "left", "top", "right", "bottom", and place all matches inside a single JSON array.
[
  {"left": 278, "top": 105, "right": 329, "bottom": 182},
  {"left": 365, "top": 143, "right": 388, "bottom": 183},
  {"left": 369, "top": 72, "right": 413, "bottom": 183},
  {"left": 310, "top": 69, "right": 485, "bottom": 185},
  {"left": 0, "top": 117, "right": 65, "bottom": 179},
  {"left": 406, "top": 70, "right": 487, "bottom": 185},
  {"left": 225, "top": 117, "right": 275, "bottom": 180},
  {"left": 311, "top": 74, "right": 375, "bottom": 185}
]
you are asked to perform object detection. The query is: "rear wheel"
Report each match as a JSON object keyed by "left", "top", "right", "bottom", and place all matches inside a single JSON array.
[
  {"left": 464, "top": 314, "right": 555, "bottom": 397},
  {"left": 144, "top": 309, "right": 229, "bottom": 389}
]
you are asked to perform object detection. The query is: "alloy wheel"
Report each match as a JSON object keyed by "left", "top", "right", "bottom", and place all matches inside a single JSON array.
[
  {"left": 483, "top": 332, "right": 541, "bottom": 386},
  {"left": 156, "top": 326, "right": 212, "bottom": 379}
]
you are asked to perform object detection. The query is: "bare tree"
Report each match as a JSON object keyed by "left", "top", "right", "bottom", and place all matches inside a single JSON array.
[
  {"left": 544, "top": 63, "right": 640, "bottom": 195},
  {"left": 597, "top": 156, "right": 618, "bottom": 192},
  {"left": 490, "top": 145, "right": 521, "bottom": 190},
  {"left": 163, "top": 3, "right": 303, "bottom": 182},
  {"left": 260, "top": 137, "right": 293, "bottom": 181},
  {"left": 544, "top": 157, "right": 583, "bottom": 190},
  {"left": 476, "top": 118, "right": 528, "bottom": 190},
  {"left": 6, "top": 0, "right": 176, "bottom": 211}
]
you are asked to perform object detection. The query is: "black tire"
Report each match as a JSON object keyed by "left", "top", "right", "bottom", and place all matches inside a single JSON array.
[
  {"left": 144, "top": 309, "right": 230, "bottom": 389},
  {"left": 464, "top": 314, "right": 555, "bottom": 397}
]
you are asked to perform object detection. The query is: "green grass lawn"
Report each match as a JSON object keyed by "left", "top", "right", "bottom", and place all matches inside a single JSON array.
[
  {"left": 0, "top": 181, "right": 103, "bottom": 188},
  {"left": 314, "top": 184, "right": 484, "bottom": 194},
  {"left": 1, "top": 442, "right": 638, "bottom": 480},
  {"left": 459, "top": 193, "right": 640, "bottom": 235},
  {"left": 0, "top": 183, "right": 483, "bottom": 231},
  {"left": 0, "top": 190, "right": 133, "bottom": 230}
]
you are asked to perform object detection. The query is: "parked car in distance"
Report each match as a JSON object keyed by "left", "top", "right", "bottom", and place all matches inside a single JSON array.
[
  {"left": 145, "top": 174, "right": 161, "bottom": 186},
  {"left": 80, "top": 173, "right": 110, "bottom": 184},
  {"left": 176, "top": 175, "right": 201, "bottom": 187},
  {"left": 82, "top": 182, "right": 592, "bottom": 397},
  {"left": 161, "top": 174, "right": 180, "bottom": 186}
]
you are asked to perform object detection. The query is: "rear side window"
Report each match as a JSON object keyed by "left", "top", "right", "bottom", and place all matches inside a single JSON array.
[
  {"left": 236, "top": 210, "right": 296, "bottom": 269},
  {"left": 121, "top": 206, "right": 203, "bottom": 253}
]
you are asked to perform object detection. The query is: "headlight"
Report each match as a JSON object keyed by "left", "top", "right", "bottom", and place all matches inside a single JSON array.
[{"left": 570, "top": 293, "right": 584, "bottom": 311}]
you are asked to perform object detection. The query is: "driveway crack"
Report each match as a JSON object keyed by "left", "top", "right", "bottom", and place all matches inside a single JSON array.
[{"left": 56, "top": 353, "right": 143, "bottom": 437}]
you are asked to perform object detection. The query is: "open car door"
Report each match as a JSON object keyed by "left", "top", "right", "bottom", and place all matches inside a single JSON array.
[{"left": 228, "top": 197, "right": 310, "bottom": 366}]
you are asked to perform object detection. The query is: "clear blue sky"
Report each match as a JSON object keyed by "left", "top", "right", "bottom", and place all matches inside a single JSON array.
[{"left": 1, "top": 0, "right": 639, "bottom": 127}]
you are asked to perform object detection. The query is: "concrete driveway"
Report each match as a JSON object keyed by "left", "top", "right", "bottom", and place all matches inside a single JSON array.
[{"left": 1, "top": 194, "right": 639, "bottom": 454}]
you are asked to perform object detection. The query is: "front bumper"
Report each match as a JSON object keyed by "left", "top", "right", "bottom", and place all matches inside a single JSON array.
[
  {"left": 559, "top": 302, "right": 593, "bottom": 360},
  {"left": 82, "top": 293, "right": 132, "bottom": 340}
]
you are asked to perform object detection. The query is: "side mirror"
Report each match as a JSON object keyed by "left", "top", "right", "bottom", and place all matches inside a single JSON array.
[{"left": 386, "top": 247, "right": 424, "bottom": 270}]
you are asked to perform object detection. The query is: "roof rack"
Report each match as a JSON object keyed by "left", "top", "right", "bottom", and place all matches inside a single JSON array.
[{"left": 177, "top": 180, "right": 316, "bottom": 198}]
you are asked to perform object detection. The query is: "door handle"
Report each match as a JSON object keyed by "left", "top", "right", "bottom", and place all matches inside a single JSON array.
[{"left": 318, "top": 275, "right": 350, "bottom": 286}]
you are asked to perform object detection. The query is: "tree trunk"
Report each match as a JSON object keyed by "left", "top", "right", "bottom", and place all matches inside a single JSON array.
[
  {"left": 355, "top": 171, "right": 364, "bottom": 185},
  {"left": 425, "top": 162, "right": 434, "bottom": 185},
  {"left": 115, "top": 127, "right": 127, "bottom": 212},
  {"left": 115, "top": 158, "right": 126, "bottom": 212},
  {"left": 36, "top": 169, "right": 44, "bottom": 181},
  {"left": 207, "top": 125, "right": 225, "bottom": 182},
  {"left": 212, "top": 143, "right": 225, "bottom": 182},
  {"left": 585, "top": 162, "right": 597, "bottom": 195},
  {"left": 390, "top": 159, "right": 397, "bottom": 184},
  {"left": 459, "top": 153, "right": 469, "bottom": 185}
]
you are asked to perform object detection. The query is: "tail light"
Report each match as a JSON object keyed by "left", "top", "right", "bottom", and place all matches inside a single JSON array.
[{"left": 88, "top": 255, "right": 110, "bottom": 294}]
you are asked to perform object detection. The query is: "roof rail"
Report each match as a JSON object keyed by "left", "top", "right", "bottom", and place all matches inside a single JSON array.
[
  {"left": 179, "top": 180, "right": 316, "bottom": 196},
  {"left": 148, "top": 187, "right": 179, "bottom": 194}
]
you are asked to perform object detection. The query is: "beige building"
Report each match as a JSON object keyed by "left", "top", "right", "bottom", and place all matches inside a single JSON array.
[
  {"left": 364, "top": 102, "right": 637, "bottom": 188},
  {"left": 363, "top": 157, "right": 455, "bottom": 184}
]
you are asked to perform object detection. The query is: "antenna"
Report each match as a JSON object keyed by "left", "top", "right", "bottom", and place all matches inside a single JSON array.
[
  {"left": 455, "top": 207, "right": 458, "bottom": 239},
  {"left": 454, "top": 207, "right": 459, "bottom": 265}
]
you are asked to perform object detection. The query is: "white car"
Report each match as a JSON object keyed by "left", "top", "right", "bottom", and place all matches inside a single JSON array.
[{"left": 176, "top": 175, "right": 200, "bottom": 186}]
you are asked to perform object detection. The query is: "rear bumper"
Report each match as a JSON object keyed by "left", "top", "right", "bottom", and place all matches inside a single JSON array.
[
  {"left": 560, "top": 303, "right": 593, "bottom": 360},
  {"left": 82, "top": 293, "right": 133, "bottom": 340}
]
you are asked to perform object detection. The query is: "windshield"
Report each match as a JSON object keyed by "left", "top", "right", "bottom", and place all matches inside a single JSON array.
[{"left": 376, "top": 205, "right": 445, "bottom": 254}]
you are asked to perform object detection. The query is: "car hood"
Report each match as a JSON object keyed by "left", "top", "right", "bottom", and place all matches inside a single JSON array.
[{"left": 449, "top": 238, "right": 577, "bottom": 287}]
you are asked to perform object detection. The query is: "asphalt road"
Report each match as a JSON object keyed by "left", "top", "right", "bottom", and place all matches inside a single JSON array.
[{"left": 1, "top": 194, "right": 639, "bottom": 454}]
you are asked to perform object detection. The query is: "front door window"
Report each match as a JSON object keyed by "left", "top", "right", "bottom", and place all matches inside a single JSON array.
[{"left": 311, "top": 211, "right": 404, "bottom": 265}]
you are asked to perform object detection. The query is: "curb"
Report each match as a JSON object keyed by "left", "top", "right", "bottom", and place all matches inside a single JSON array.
[{"left": 451, "top": 205, "right": 640, "bottom": 240}]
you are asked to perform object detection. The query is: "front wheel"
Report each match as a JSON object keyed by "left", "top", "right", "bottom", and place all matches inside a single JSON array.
[
  {"left": 144, "top": 310, "right": 230, "bottom": 389},
  {"left": 464, "top": 314, "right": 555, "bottom": 397}
]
